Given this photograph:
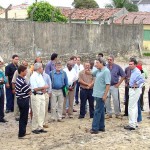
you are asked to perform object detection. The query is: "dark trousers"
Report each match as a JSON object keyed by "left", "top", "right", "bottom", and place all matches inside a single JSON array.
[
  {"left": 0, "top": 88, "right": 4, "bottom": 120},
  {"left": 148, "top": 88, "right": 150, "bottom": 110},
  {"left": 137, "top": 98, "right": 142, "bottom": 122},
  {"left": 6, "top": 87, "right": 14, "bottom": 111},
  {"left": 124, "top": 86, "right": 129, "bottom": 116},
  {"left": 17, "top": 98, "right": 29, "bottom": 137},
  {"left": 140, "top": 86, "right": 145, "bottom": 110},
  {"left": 80, "top": 88, "right": 94, "bottom": 118},
  {"left": 75, "top": 81, "right": 80, "bottom": 104},
  {"left": 92, "top": 97, "right": 105, "bottom": 131}
]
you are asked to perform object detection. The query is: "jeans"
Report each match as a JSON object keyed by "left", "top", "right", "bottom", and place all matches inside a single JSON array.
[
  {"left": 6, "top": 87, "right": 14, "bottom": 111},
  {"left": 79, "top": 88, "right": 94, "bottom": 118},
  {"left": 140, "top": 86, "right": 145, "bottom": 110},
  {"left": 137, "top": 98, "right": 142, "bottom": 122},
  {"left": 75, "top": 81, "right": 80, "bottom": 104},
  {"left": 17, "top": 97, "right": 29, "bottom": 137},
  {"left": 92, "top": 97, "right": 105, "bottom": 131},
  {"left": 0, "top": 88, "right": 4, "bottom": 120}
]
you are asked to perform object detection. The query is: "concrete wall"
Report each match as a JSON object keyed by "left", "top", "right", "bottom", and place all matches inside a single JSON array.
[{"left": 0, "top": 20, "right": 143, "bottom": 63}]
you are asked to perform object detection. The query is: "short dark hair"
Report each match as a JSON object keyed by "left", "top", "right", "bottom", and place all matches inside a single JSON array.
[
  {"left": 129, "top": 58, "right": 137, "bottom": 65},
  {"left": 51, "top": 53, "right": 58, "bottom": 61},
  {"left": 70, "top": 56, "right": 77, "bottom": 60},
  {"left": 97, "top": 57, "right": 106, "bottom": 66},
  {"left": 12, "top": 55, "right": 18, "bottom": 59},
  {"left": 98, "top": 53, "right": 103, "bottom": 57},
  {"left": 18, "top": 65, "right": 27, "bottom": 74}
]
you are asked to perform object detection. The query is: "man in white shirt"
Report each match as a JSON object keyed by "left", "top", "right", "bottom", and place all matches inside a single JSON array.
[
  {"left": 74, "top": 56, "right": 84, "bottom": 105},
  {"left": 63, "top": 61, "right": 77, "bottom": 118},
  {"left": 30, "top": 63, "right": 49, "bottom": 134}
]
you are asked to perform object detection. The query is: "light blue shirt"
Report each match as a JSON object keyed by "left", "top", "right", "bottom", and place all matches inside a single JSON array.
[
  {"left": 129, "top": 68, "right": 144, "bottom": 88},
  {"left": 30, "top": 71, "right": 46, "bottom": 91},
  {"left": 42, "top": 72, "right": 52, "bottom": 93},
  {"left": 92, "top": 67, "right": 111, "bottom": 98}
]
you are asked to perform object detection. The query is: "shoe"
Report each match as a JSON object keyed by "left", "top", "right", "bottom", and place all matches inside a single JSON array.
[
  {"left": 0, "top": 119, "right": 8, "bottom": 123},
  {"left": 124, "top": 125, "right": 135, "bottom": 130},
  {"left": 105, "top": 114, "right": 112, "bottom": 119},
  {"left": 147, "top": 116, "right": 150, "bottom": 119},
  {"left": 15, "top": 118, "right": 20, "bottom": 121},
  {"left": 58, "top": 119, "right": 64, "bottom": 122},
  {"left": 115, "top": 115, "right": 122, "bottom": 119},
  {"left": 32, "top": 130, "right": 40, "bottom": 134},
  {"left": 38, "top": 129, "right": 47, "bottom": 133},
  {"left": 90, "top": 116, "right": 93, "bottom": 119},
  {"left": 90, "top": 129, "right": 99, "bottom": 134},
  {"left": 73, "top": 109, "right": 77, "bottom": 112},
  {"left": 123, "top": 114, "right": 128, "bottom": 116},
  {"left": 5, "top": 110, "right": 10, "bottom": 113},
  {"left": 99, "top": 128, "right": 105, "bottom": 132},
  {"left": 78, "top": 116, "right": 84, "bottom": 119},
  {"left": 43, "top": 124, "right": 49, "bottom": 128}
]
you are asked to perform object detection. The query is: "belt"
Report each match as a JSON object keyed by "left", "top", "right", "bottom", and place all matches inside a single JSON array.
[
  {"left": 129, "top": 87, "right": 139, "bottom": 88},
  {"left": 53, "top": 88, "right": 62, "bottom": 90},
  {"left": 32, "top": 92, "right": 43, "bottom": 95}
]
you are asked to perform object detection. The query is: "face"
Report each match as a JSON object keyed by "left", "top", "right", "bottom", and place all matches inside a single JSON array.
[
  {"left": 107, "top": 57, "right": 114, "bottom": 65},
  {"left": 22, "top": 61, "right": 28, "bottom": 67},
  {"left": 129, "top": 61, "right": 136, "bottom": 70},
  {"left": 84, "top": 63, "right": 90, "bottom": 71},
  {"left": 36, "top": 57, "right": 42, "bottom": 63},
  {"left": 67, "top": 63, "right": 73, "bottom": 71},
  {"left": 95, "top": 60, "right": 102, "bottom": 69},
  {"left": 138, "top": 61, "right": 142, "bottom": 66},
  {"left": 22, "top": 69, "right": 27, "bottom": 77},
  {"left": 98, "top": 55, "right": 103, "bottom": 58},
  {"left": 55, "top": 64, "right": 62, "bottom": 71},
  {"left": 76, "top": 57, "right": 81, "bottom": 65},
  {"left": 73, "top": 58, "right": 77, "bottom": 65},
  {"left": 38, "top": 67, "right": 43, "bottom": 74},
  {"left": 13, "top": 57, "right": 19, "bottom": 65}
]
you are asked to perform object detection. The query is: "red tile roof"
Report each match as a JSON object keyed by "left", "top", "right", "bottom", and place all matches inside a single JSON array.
[
  {"left": 60, "top": 8, "right": 122, "bottom": 21},
  {"left": 114, "top": 12, "right": 150, "bottom": 25}
]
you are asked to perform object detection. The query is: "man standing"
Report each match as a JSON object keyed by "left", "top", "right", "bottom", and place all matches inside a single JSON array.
[
  {"left": 30, "top": 63, "right": 49, "bottom": 134},
  {"left": 124, "top": 59, "right": 144, "bottom": 130},
  {"left": 5, "top": 55, "right": 19, "bottom": 113},
  {"left": 50, "top": 61, "right": 68, "bottom": 122},
  {"left": 90, "top": 58, "right": 111, "bottom": 134},
  {"left": 45, "top": 53, "right": 58, "bottom": 75},
  {"left": 105, "top": 55, "right": 125, "bottom": 118},
  {"left": 15, "top": 65, "right": 31, "bottom": 139},
  {"left": 74, "top": 56, "right": 84, "bottom": 105},
  {"left": 78, "top": 62, "right": 94, "bottom": 119},
  {"left": 0, "top": 58, "right": 8, "bottom": 123},
  {"left": 63, "top": 61, "right": 77, "bottom": 118}
]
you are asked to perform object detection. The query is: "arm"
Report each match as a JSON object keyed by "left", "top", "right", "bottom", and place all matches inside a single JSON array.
[
  {"left": 47, "top": 75, "right": 52, "bottom": 96},
  {"left": 102, "top": 84, "right": 110, "bottom": 102},
  {"left": 5, "top": 66, "right": 10, "bottom": 88},
  {"left": 64, "top": 72, "right": 68, "bottom": 88}
]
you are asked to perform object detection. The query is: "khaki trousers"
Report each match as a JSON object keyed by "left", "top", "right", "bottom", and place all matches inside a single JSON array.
[
  {"left": 51, "top": 89, "right": 64, "bottom": 120},
  {"left": 31, "top": 94, "right": 45, "bottom": 130},
  {"left": 14, "top": 94, "right": 20, "bottom": 118},
  {"left": 63, "top": 89, "right": 74, "bottom": 116},
  {"left": 44, "top": 93, "right": 49, "bottom": 125}
]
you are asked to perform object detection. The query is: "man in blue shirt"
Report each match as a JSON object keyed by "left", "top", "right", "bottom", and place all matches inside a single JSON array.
[
  {"left": 0, "top": 59, "right": 8, "bottom": 123},
  {"left": 106, "top": 55, "right": 125, "bottom": 119},
  {"left": 124, "top": 59, "right": 144, "bottom": 130},
  {"left": 49, "top": 61, "right": 68, "bottom": 122}
]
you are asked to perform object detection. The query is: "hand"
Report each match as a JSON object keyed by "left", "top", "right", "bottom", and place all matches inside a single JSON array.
[
  {"left": 69, "top": 87, "right": 73, "bottom": 91},
  {"left": 49, "top": 93, "right": 52, "bottom": 97},
  {"left": 43, "top": 85, "right": 49, "bottom": 89},
  {"left": 41, "top": 89, "right": 46, "bottom": 93},
  {"left": 12, "top": 89, "right": 15, "bottom": 94},
  {"left": 114, "top": 83, "right": 119, "bottom": 88},
  {"left": 6, "top": 83, "right": 10, "bottom": 88},
  {"left": 102, "top": 95, "right": 107, "bottom": 102},
  {"left": 85, "top": 70, "right": 91, "bottom": 75}
]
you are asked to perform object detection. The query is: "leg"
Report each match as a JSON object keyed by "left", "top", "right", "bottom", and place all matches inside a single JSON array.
[
  {"left": 75, "top": 81, "right": 80, "bottom": 104},
  {"left": 14, "top": 94, "right": 20, "bottom": 119},
  {"left": 62, "top": 97, "right": 67, "bottom": 116},
  {"left": 124, "top": 86, "right": 129, "bottom": 116},
  {"left": 79, "top": 89, "right": 87, "bottom": 118},
  {"left": 140, "top": 86, "right": 145, "bottom": 110},
  {"left": 6, "top": 87, "right": 13, "bottom": 111},
  {"left": 137, "top": 98, "right": 142, "bottom": 122},
  {"left": 44, "top": 93, "right": 49, "bottom": 125},
  {"left": 111, "top": 86, "right": 120, "bottom": 115},
  {"left": 17, "top": 98, "right": 29, "bottom": 137},
  {"left": 92, "top": 98, "right": 104, "bottom": 131},
  {"left": 51, "top": 90, "right": 57, "bottom": 120},
  {"left": 87, "top": 89, "right": 94, "bottom": 118},
  {"left": 105, "top": 88, "right": 112, "bottom": 115},
  {"left": 68, "top": 89, "right": 75, "bottom": 117},
  {"left": 0, "top": 88, "right": 4, "bottom": 120}
]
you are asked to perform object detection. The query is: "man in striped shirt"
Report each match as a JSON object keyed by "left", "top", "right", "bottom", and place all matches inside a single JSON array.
[{"left": 15, "top": 65, "right": 31, "bottom": 139}]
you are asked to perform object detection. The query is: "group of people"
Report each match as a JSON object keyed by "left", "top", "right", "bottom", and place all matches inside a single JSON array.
[{"left": 0, "top": 53, "right": 149, "bottom": 139}]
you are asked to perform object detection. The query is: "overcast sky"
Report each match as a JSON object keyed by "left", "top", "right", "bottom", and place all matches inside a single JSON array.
[{"left": 0, "top": 0, "right": 112, "bottom": 8}]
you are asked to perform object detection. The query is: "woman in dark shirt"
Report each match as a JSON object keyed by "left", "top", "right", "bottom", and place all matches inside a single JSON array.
[{"left": 15, "top": 65, "right": 31, "bottom": 139}]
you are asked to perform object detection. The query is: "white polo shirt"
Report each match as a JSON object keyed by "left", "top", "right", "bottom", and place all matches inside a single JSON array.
[
  {"left": 74, "top": 64, "right": 84, "bottom": 78},
  {"left": 63, "top": 68, "right": 77, "bottom": 86},
  {"left": 30, "top": 71, "right": 46, "bottom": 90}
]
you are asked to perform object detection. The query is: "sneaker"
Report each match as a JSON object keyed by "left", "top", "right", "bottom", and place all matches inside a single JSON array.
[
  {"left": 105, "top": 114, "right": 112, "bottom": 119},
  {"left": 124, "top": 125, "right": 135, "bottom": 131},
  {"left": 90, "top": 129, "right": 99, "bottom": 134},
  {"left": 99, "top": 128, "right": 105, "bottom": 132},
  {"left": 32, "top": 130, "right": 40, "bottom": 134},
  {"left": 58, "top": 119, "right": 64, "bottom": 122},
  {"left": 43, "top": 125, "right": 49, "bottom": 128},
  {"left": 38, "top": 129, "right": 47, "bottom": 133}
]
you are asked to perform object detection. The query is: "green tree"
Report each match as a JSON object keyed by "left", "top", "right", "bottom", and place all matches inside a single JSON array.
[
  {"left": 72, "top": 0, "right": 99, "bottom": 9},
  {"left": 105, "top": 0, "right": 138, "bottom": 12},
  {"left": 27, "top": 2, "right": 67, "bottom": 22}
]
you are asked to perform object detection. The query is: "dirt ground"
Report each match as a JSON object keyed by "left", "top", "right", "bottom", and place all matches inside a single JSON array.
[{"left": 0, "top": 60, "right": 150, "bottom": 150}]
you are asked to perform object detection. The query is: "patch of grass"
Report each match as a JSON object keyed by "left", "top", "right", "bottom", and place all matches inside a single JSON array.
[{"left": 143, "top": 52, "right": 150, "bottom": 56}]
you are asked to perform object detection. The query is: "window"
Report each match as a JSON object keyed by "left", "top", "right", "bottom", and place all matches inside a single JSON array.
[{"left": 143, "top": 30, "right": 150, "bottom": 41}]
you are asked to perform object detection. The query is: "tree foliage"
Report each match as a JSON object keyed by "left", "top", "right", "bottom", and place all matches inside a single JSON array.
[
  {"left": 105, "top": 0, "right": 138, "bottom": 12},
  {"left": 72, "top": 0, "right": 99, "bottom": 9},
  {"left": 27, "top": 2, "right": 67, "bottom": 22}
]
